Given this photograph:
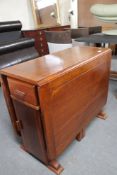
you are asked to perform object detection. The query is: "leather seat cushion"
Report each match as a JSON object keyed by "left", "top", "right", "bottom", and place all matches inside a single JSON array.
[
  {"left": 0, "top": 47, "right": 38, "bottom": 70},
  {"left": 0, "top": 38, "right": 35, "bottom": 55}
]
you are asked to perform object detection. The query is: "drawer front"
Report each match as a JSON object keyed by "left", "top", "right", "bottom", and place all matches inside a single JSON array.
[{"left": 7, "top": 78, "right": 38, "bottom": 106}]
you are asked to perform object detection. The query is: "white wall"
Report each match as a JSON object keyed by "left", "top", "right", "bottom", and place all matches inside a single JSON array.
[
  {"left": 70, "top": 0, "right": 78, "bottom": 28},
  {"left": 59, "top": 0, "right": 71, "bottom": 25},
  {"left": 0, "top": 0, "right": 35, "bottom": 30},
  {"left": 0, "top": 0, "right": 75, "bottom": 28},
  {"left": 37, "top": 0, "right": 56, "bottom": 9}
]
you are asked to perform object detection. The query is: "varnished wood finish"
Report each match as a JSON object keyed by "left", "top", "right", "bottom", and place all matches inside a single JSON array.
[
  {"left": 7, "top": 78, "right": 38, "bottom": 106},
  {"left": 48, "top": 160, "right": 64, "bottom": 175},
  {"left": 11, "top": 95, "right": 40, "bottom": 110},
  {"left": 0, "top": 47, "right": 111, "bottom": 84},
  {"left": 23, "top": 29, "right": 49, "bottom": 56},
  {"left": 38, "top": 52, "right": 111, "bottom": 158},
  {"left": 76, "top": 129, "right": 85, "bottom": 141},
  {"left": 0, "top": 46, "right": 111, "bottom": 174},
  {"left": 12, "top": 99, "right": 48, "bottom": 164}
]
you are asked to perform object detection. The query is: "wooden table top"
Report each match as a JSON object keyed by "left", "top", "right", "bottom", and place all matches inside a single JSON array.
[{"left": 0, "top": 46, "right": 111, "bottom": 85}]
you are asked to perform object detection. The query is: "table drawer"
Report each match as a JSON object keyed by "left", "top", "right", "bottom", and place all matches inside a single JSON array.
[{"left": 7, "top": 78, "right": 38, "bottom": 106}]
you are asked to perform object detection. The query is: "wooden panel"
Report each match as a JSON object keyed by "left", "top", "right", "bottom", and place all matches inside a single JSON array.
[
  {"left": 52, "top": 62, "right": 109, "bottom": 155},
  {"left": 78, "top": 0, "right": 117, "bottom": 28},
  {"left": 12, "top": 99, "right": 48, "bottom": 164},
  {"left": 23, "top": 30, "right": 49, "bottom": 56},
  {"left": 39, "top": 52, "right": 111, "bottom": 159},
  {"left": 7, "top": 78, "right": 38, "bottom": 106},
  {"left": 38, "top": 4, "right": 58, "bottom": 26}
]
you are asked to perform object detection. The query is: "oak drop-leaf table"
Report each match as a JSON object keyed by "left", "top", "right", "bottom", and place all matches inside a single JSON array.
[{"left": 0, "top": 46, "right": 111, "bottom": 174}]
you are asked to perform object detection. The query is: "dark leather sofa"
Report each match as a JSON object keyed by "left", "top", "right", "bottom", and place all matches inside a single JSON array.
[
  {"left": 0, "top": 21, "right": 39, "bottom": 70},
  {"left": 0, "top": 38, "right": 38, "bottom": 69},
  {"left": 0, "top": 21, "right": 22, "bottom": 42}
]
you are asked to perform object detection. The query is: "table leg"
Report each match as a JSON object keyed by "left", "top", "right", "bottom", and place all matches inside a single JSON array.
[
  {"left": 97, "top": 111, "right": 108, "bottom": 120},
  {"left": 76, "top": 128, "right": 85, "bottom": 141},
  {"left": 110, "top": 70, "right": 117, "bottom": 79},
  {"left": 48, "top": 160, "right": 64, "bottom": 175}
]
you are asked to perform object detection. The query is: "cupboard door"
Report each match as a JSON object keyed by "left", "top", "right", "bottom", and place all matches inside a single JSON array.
[{"left": 12, "top": 99, "right": 48, "bottom": 164}]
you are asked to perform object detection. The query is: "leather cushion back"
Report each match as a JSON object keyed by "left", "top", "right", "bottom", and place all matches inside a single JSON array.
[
  {"left": 0, "top": 21, "right": 22, "bottom": 43},
  {"left": 0, "top": 31, "right": 21, "bottom": 43}
]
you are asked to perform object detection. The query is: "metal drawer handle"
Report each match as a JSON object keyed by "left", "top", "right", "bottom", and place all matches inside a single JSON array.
[{"left": 14, "top": 89, "right": 26, "bottom": 99}]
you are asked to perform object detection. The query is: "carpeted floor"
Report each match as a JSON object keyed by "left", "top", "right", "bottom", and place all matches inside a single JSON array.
[{"left": 0, "top": 77, "right": 117, "bottom": 175}]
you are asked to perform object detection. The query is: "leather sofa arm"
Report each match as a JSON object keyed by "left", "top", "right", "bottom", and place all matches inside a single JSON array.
[
  {"left": 0, "top": 21, "right": 22, "bottom": 33},
  {"left": 0, "top": 38, "right": 35, "bottom": 55}
]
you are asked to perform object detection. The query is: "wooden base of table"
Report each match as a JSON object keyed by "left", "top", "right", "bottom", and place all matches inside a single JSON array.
[
  {"left": 21, "top": 145, "right": 64, "bottom": 175},
  {"left": 97, "top": 111, "right": 107, "bottom": 120},
  {"left": 21, "top": 144, "right": 27, "bottom": 152},
  {"left": 48, "top": 160, "right": 64, "bottom": 175},
  {"left": 76, "top": 128, "right": 85, "bottom": 141},
  {"left": 110, "top": 70, "right": 117, "bottom": 79}
]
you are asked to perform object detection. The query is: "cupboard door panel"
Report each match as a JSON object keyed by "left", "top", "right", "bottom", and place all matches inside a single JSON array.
[{"left": 12, "top": 99, "right": 48, "bottom": 164}]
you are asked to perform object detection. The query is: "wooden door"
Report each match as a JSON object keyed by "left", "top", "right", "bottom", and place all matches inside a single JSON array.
[{"left": 12, "top": 99, "right": 48, "bottom": 164}]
